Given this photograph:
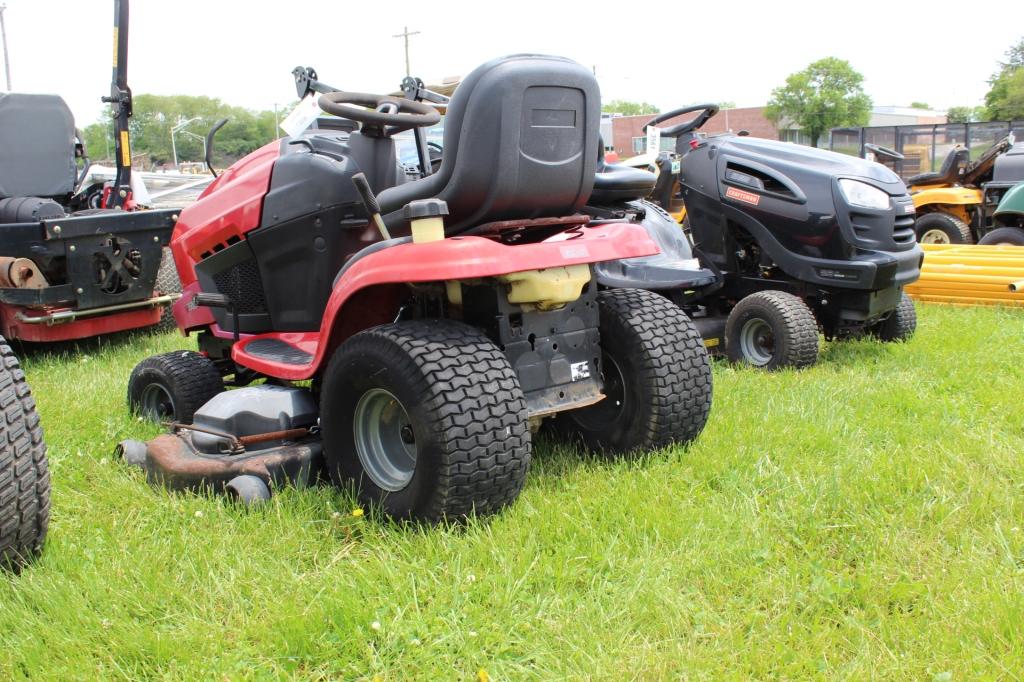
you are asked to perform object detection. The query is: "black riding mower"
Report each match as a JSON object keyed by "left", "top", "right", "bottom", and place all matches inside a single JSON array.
[
  {"left": 119, "top": 55, "right": 713, "bottom": 520},
  {"left": 596, "top": 104, "right": 923, "bottom": 370}
]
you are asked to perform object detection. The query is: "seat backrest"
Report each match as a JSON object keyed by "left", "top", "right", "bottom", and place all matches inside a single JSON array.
[
  {"left": 0, "top": 93, "right": 77, "bottom": 200},
  {"left": 377, "top": 54, "right": 600, "bottom": 234},
  {"left": 939, "top": 147, "right": 968, "bottom": 179}
]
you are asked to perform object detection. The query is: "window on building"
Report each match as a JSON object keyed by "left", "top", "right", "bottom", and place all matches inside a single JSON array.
[{"left": 631, "top": 137, "right": 646, "bottom": 154}]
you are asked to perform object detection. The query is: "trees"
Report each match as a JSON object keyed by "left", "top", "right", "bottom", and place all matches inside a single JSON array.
[
  {"left": 984, "top": 37, "right": 1024, "bottom": 121},
  {"left": 80, "top": 94, "right": 287, "bottom": 168},
  {"left": 765, "top": 57, "right": 872, "bottom": 148},
  {"left": 909, "top": 101, "right": 931, "bottom": 110},
  {"left": 602, "top": 100, "right": 659, "bottom": 116},
  {"left": 946, "top": 105, "right": 986, "bottom": 124}
]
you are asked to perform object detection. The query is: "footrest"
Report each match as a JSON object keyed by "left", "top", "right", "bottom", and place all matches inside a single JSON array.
[
  {"left": 233, "top": 332, "right": 321, "bottom": 380},
  {"left": 245, "top": 338, "right": 312, "bottom": 365}
]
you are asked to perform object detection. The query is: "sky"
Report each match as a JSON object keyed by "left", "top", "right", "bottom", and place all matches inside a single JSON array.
[{"left": 2, "top": 0, "right": 1021, "bottom": 127}]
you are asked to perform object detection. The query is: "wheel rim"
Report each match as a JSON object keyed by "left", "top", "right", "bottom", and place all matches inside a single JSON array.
[
  {"left": 352, "top": 388, "right": 416, "bottom": 492},
  {"left": 571, "top": 355, "right": 625, "bottom": 430},
  {"left": 920, "top": 228, "right": 951, "bottom": 244},
  {"left": 139, "top": 383, "right": 176, "bottom": 420},
  {"left": 739, "top": 318, "right": 775, "bottom": 366}
]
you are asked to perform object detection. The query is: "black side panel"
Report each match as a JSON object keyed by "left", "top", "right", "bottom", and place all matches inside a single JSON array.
[{"left": 195, "top": 241, "right": 272, "bottom": 333}]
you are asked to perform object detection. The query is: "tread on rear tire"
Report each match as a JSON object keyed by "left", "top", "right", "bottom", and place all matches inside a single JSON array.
[
  {"left": 557, "top": 288, "right": 713, "bottom": 454},
  {"left": 0, "top": 338, "right": 49, "bottom": 571},
  {"left": 320, "top": 320, "right": 531, "bottom": 522}
]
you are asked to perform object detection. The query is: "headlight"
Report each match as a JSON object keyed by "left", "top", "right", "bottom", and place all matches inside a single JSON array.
[{"left": 839, "top": 179, "right": 890, "bottom": 210}]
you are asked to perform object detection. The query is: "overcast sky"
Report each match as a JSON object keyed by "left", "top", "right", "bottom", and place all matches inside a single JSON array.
[{"left": 3, "top": 0, "right": 1020, "bottom": 126}]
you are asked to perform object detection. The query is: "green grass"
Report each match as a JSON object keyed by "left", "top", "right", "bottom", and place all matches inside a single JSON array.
[{"left": 1, "top": 304, "right": 1022, "bottom": 680}]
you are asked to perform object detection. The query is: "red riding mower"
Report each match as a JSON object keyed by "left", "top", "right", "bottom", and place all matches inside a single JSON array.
[{"left": 118, "top": 55, "right": 713, "bottom": 521}]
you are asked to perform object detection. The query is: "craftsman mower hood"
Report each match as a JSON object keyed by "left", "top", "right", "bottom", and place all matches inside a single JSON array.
[{"left": 707, "top": 136, "right": 907, "bottom": 195}]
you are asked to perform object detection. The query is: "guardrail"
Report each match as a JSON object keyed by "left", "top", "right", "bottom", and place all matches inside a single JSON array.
[{"left": 905, "top": 244, "right": 1024, "bottom": 307}]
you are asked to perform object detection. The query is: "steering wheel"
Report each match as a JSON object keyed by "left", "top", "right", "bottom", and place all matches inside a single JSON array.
[
  {"left": 643, "top": 103, "right": 720, "bottom": 137},
  {"left": 864, "top": 143, "right": 904, "bottom": 161},
  {"left": 317, "top": 91, "right": 440, "bottom": 135}
]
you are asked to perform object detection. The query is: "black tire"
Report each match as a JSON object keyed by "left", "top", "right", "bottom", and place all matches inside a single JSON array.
[
  {"left": 557, "top": 288, "right": 712, "bottom": 454},
  {"left": 978, "top": 226, "right": 1024, "bottom": 246},
  {"left": 320, "top": 320, "right": 531, "bottom": 522},
  {"left": 0, "top": 338, "right": 49, "bottom": 571},
  {"left": 225, "top": 475, "right": 272, "bottom": 506},
  {"left": 915, "top": 211, "right": 973, "bottom": 244},
  {"left": 869, "top": 292, "right": 917, "bottom": 342},
  {"left": 725, "top": 291, "right": 818, "bottom": 370},
  {"left": 127, "top": 351, "right": 224, "bottom": 424},
  {"left": 151, "top": 248, "right": 182, "bottom": 334}
]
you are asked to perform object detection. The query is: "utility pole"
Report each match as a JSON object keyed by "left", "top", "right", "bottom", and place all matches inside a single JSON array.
[
  {"left": 392, "top": 26, "right": 420, "bottom": 77},
  {"left": 0, "top": 4, "right": 11, "bottom": 90}
]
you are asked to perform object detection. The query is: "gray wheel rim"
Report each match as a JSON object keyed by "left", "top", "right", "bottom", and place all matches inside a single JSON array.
[
  {"left": 739, "top": 318, "right": 775, "bottom": 366},
  {"left": 920, "top": 228, "right": 950, "bottom": 244},
  {"left": 139, "top": 383, "right": 176, "bottom": 420},
  {"left": 352, "top": 388, "right": 416, "bottom": 491}
]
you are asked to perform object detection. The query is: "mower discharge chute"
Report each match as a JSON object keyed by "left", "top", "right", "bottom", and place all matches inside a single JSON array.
[
  {"left": 592, "top": 104, "right": 923, "bottom": 369},
  {"left": 121, "top": 55, "right": 713, "bottom": 520}
]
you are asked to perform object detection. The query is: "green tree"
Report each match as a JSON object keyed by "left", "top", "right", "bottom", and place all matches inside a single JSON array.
[
  {"left": 81, "top": 94, "right": 284, "bottom": 168},
  {"left": 984, "top": 38, "right": 1024, "bottom": 120},
  {"left": 946, "top": 105, "right": 986, "bottom": 123},
  {"left": 764, "top": 57, "right": 872, "bottom": 148},
  {"left": 909, "top": 101, "right": 930, "bottom": 109},
  {"left": 602, "top": 99, "right": 659, "bottom": 116}
]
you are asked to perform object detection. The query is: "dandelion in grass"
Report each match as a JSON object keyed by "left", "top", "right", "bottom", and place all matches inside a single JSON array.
[
  {"left": 352, "top": 508, "right": 365, "bottom": 517},
  {"left": 371, "top": 620, "right": 381, "bottom": 631}
]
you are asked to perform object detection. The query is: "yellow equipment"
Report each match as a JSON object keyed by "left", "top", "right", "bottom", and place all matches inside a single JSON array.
[{"left": 905, "top": 243, "right": 1024, "bottom": 307}]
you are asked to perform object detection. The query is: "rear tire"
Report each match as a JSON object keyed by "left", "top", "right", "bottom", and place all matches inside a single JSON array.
[
  {"left": 320, "top": 320, "right": 531, "bottom": 522},
  {"left": 151, "top": 248, "right": 182, "bottom": 334},
  {"left": 915, "top": 211, "right": 973, "bottom": 244},
  {"left": 978, "top": 226, "right": 1024, "bottom": 246},
  {"left": 127, "top": 351, "right": 224, "bottom": 424},
  {"left": 725, "top": 291, "right": 818, "bottom": 370},
  {"left": 0, "top": 339, "right": 49, "bottom": 571},
  {"left": 869, "top": 292, "right": 917, "bottom": 342},
  {"left": 557, "top": 288, "right": 712, "bottom": 454}
]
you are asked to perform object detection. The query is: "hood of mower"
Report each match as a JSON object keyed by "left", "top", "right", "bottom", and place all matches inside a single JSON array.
[{"left": 707, "top": 136, "right": 906, "bottom": 194}]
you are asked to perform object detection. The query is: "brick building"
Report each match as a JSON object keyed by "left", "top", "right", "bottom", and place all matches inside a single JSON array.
[{"left": 608, "top": 107, "right": 778, "bottom": 158}]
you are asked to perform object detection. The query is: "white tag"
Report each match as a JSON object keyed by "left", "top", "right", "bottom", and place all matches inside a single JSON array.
[
  {"left": 646, "top": 126, "right": 661, "bottom": 156},
  {"left": 280, "top": 94, "right": 322, "bottom": 138},
  {"left": 571, "top": 361, "right": 590, "bottom": 381},
  {"left": 671, "top": 158, "right": 681, "bottom": 174}
]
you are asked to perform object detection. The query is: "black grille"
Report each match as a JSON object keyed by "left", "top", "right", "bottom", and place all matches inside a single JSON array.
[{"left": 211, "top": 258, "right": 268, "bottom": 314}]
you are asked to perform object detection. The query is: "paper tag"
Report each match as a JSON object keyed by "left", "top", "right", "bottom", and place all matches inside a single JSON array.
[
  {"left": 280, "top": 94, "right": 322, "bottom": 138},
  {"left": 646, "top": 126, "right": 661, "bottom": 156},
  {"left": 571, "top": 361, "right": 591, "bottom": 381},
  {"left": 671, "top": 158, "right": 681, "bottom": 174}
]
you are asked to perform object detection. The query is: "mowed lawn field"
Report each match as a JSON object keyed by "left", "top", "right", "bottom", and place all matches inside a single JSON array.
[{"left": 1, "top": 303, "right": 1022, "bottom": 680}]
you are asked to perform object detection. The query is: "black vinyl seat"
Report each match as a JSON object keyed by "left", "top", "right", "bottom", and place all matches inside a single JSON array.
[
  {"left": 0, "top": 93, "right": 77, "bottom": 200},
  {"left": 907, "top": 147, "right": 968, "bottom": 186},
  {"left": 590, "top": 139, "right": 657, "bottom": 204},
  {"left": 376, "top": 54, "right": 601, "bottom": 234}
]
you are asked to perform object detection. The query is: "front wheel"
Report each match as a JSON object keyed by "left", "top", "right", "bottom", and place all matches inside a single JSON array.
[
  {"left": 320, "top": 320, "right": 531, "bottom": 522},
  {"left": 127, "top": 351, "right": 225, "bottom": 424},
  {"left": 978, "top": 226, "right": 1024, "bottom": 246},
  {"left": 724, "top": 290, "right": 819, "bottom": 370},
  {"left": 869, "top": 292, "right": 917, "bottom": 342},
  {"left": 915, "top": 211, "right": 972, "bottom": 244},
  {"left": 557, "top": 288, "right": 712, "bottom": 454}
]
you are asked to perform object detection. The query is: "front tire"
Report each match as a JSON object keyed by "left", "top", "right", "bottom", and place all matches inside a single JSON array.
[
  {"left": 978, "top": 226, "right": 1024, "bottom": 246},
  {"left": 320, "top": 320, "right": 531, "bottom": 522},
  {"left": 0, "top": 338, "right": 49, "bottom": 571},
  {"left": 915, "top": 211, "right": 973, "bottom": 244},
  {"left": 127, "top": 351, "right": 225, "bottom": 424},
  {"left": 725, "top": 291, "right": 818, "bottom": 370},
  {"left": 558, "top": 288, "right": 712, "bottom": 454},
  {"left": 869, "top": 292, "right": 917, "bottom": 342}
]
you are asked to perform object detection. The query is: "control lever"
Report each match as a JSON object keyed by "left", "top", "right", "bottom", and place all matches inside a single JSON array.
[
  {"left": 193, "top": 292, "right": 240, "bottom": 343},
  {"left": 351, "top": 173, "right": 392, "bottom": 240}
]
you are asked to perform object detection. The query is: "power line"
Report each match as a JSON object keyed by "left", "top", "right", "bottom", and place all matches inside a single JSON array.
[
  {"left": 392, "top": 26, "right": 420, "bottom": 77},
  {"left": 0, "top": 4, "right": 11, "bottom": 90}
]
